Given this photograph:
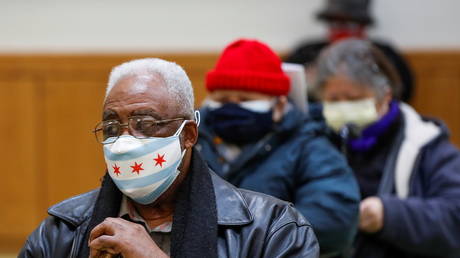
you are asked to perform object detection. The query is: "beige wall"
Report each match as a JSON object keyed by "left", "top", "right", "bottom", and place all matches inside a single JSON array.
[{"left": 1, "top": 0, "right": 460, "bottom": 53}]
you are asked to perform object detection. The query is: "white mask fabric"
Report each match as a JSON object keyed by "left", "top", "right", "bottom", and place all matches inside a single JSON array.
[
  {"left": 205, "top": 98, "right": 275, "bottom": 113},
  {"left": 323, "top": 98, "right": 379, "bottom": 132}
]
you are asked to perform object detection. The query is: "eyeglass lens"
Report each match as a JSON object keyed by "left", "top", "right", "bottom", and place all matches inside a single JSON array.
[{"left": 95, "top": 116, "right": 176, "bottom": 143}]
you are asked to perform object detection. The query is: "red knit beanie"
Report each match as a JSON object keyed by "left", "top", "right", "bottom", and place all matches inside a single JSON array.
[{"left": 206, "top": 39, "right": 290, "bottom": 96}]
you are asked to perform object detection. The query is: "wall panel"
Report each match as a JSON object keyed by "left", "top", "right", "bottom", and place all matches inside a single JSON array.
[
  {"left": 43, "top": 80, "right": 106, "bottom": 206},
  {"left": 406, "top": 52, "right": 460, "bottom": 145},
  {"left": 0, "top": 80, "right": 43, "bottom": 252}
]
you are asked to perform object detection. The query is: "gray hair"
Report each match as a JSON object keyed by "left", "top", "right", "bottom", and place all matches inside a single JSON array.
[
  {"left": 106, "top": 58, "right": 194, "bottom": 119},
  {"left": 314, "top": 39, "right": 401, "bottom": 100}
]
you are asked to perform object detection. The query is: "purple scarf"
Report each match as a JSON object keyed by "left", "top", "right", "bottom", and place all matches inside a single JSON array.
[{"left": 348, "top": 101, "right": 400, "bottom": 152}]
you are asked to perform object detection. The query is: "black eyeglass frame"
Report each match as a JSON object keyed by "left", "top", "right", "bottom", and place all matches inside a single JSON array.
[{"left": 92, "top": 116, "right": 185, "bottom": 144}]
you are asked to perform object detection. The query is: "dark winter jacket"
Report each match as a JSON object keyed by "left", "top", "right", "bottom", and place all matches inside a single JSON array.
[
  {"left": 19, "top": 151, "right": 319, "bottom": 258},
  {"left": 197, "top": 106, "right": 360, "bottom": 256},
  {"left": 316, "top": 103, "right": 460, "bottom": 258}
]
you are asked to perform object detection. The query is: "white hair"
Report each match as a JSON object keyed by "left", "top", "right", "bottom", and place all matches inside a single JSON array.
[
  {"left": 314, "top": 39, "right": 400, "bottom": 101},
  {"left": 106, "top": 58, "right": 194, "bottom": 119}
]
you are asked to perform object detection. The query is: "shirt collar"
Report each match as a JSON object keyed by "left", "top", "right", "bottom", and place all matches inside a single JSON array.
[{"left": 118, "top": 195, "right": 172, "bottom": 233}]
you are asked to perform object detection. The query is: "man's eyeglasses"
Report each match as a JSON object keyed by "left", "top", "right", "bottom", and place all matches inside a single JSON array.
[{"left": 93, "top": 116, "right": 185, "bottom": 144}]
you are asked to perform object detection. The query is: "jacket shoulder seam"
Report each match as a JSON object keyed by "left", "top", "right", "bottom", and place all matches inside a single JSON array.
[{"left": 266, "top": 220, "right": 311, "bottom": 242}]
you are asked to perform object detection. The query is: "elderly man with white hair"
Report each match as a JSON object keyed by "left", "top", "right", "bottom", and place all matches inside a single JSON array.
[{"left": 19, "top": 58, "right": 319, "bottom": 258}]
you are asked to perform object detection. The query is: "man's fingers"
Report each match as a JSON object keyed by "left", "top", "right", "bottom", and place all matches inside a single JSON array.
[
  {"left": 89, "top": 248, "right": 99, "bottom": 258},
  {"left": 88, "top": 217, "right": 154, "bottom": 257},
  {"left": 89, "top": 249, "right": 117, "bottom": 258},
  {"left": 89, "top": 235, "right": 121, "bottom": 254},
  {"left": 89, "top": 223, "right": 113, "bottom": 243},
  {"left": 89, "top": 248, "right": 112, "bottom": 258},
  {"left": 89, "top": 218, "right": 122, "bottom": 242}
]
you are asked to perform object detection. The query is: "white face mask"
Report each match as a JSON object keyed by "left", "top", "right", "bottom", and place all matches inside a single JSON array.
[
  {"left": 205, "top": 99, "right": 275, "bottom": 113},
  {"left": 323, "top": 98, "right": 379, "bottom": 132},
  {"left": 103, "top": 120, "right": 187, "bottom": 205}
]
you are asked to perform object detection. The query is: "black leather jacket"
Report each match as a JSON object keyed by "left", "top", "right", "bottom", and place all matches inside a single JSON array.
[{"left": 19, "top": 172, "right": 319, "bottom": 257}]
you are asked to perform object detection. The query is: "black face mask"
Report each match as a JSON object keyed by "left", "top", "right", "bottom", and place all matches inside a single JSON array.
[{"left": 206, "top": 103, "right": 274, "bottom": 145}]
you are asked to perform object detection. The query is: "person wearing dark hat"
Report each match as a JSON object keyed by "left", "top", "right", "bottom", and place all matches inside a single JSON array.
[
  {"left": 285, "top": 0, "right": 415, "bottom": 103},
  {"left": 197, "top": 38, "right": 360, "bottom": 256}
]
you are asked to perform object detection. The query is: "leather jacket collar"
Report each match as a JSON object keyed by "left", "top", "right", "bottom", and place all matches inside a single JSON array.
[
  {"left": 211, "top": 172, "right": 253, "bottom": 226},
  {"left": 47, "top": 163, "right": 254, "bottom": 228}
]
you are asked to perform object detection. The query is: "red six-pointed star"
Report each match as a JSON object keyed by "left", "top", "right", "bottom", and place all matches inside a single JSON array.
[
  {"left": 112, "top": 164, "right": 121, "bottom": 176},
  {"left": 130, "top": 162, "right": 144, "bottom": 174},
  {"left": 154, "top": 153, "right": 166, "bottom": 167}
]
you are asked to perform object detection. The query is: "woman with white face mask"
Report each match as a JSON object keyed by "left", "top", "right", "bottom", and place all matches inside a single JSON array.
[{"left": 314, "top": 39, "right": 460, "bottom": 258}]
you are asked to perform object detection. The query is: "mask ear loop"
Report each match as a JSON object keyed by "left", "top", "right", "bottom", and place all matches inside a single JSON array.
[
  {"left": 173, "top": 110, "right": 201, "bottom": 137},
  {"left": 174, "top": 110, "right": 200, "bottom": 159},
  {"left": 194, "top": 110, "right": 201, "bottom": 127},
  {"left": 174, "top": 120, "right": 188, "bottom": 137},
  {"left": 176, "top": 113, "right": 198, "bottom": 171},
  {"left": 174, "top": 120, "right": 188, "bottom": 172}
]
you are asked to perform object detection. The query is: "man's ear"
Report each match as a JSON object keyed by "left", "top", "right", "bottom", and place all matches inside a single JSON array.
[
  {"left": 272, "top": 96, "right": 288, "bottom": 123},
  {"left": 181, "top": 121, "right": 198, "bottom": 149}
]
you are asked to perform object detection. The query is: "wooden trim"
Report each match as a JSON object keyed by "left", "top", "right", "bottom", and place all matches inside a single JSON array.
[{"left": 1, "top": 51, "right": 459, "bottom": 252}]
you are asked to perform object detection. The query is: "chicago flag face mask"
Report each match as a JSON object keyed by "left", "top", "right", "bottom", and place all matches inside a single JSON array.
[{"left": 103, "top": 120, "right": 187, "bottom": 205}]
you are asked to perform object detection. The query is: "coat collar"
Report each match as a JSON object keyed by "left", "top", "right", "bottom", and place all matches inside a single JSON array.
[
  {"left": 48, "top": 189, "right": 98, "bottom": 227},
  {"left": 209, "top": 171, "right": 253, "bottom": 226}
]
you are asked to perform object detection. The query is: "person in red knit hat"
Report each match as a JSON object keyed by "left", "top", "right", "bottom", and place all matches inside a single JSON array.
[{"left": 197, "top": 38, "right": 360, "bottom": 256}]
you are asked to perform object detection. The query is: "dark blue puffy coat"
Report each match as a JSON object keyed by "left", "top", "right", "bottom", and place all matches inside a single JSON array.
[
  {"left": 197, "top": 106, "right": 360, "bottom": 256},
  {"left": 312, "top": 102, "right": 460, "bottom": 258},
  {"left": 358, "top": 104, "right": 460, "bottom": 258}
]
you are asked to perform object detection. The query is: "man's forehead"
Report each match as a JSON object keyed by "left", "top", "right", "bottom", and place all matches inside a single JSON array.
[
  {"left": 103, "top": 73, "right": 175, "bottom": 119},
  {"left": 105, "top": 74, "right": 168, "bottom": 100},
  {"left": 116, "top": 73, "right": 164, "bottom": 91}
]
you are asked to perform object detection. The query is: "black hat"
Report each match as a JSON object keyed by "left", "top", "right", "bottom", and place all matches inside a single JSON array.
[{"left": 317, "top": 0, "right": 374, "bottom": 25}]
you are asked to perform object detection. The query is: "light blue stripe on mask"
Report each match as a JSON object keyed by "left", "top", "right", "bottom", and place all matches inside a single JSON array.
[
  {"left": 111, "top": 159, "right": 181, "bottom": 190},
  {"left": 133, "top": 170, "right": 179, "bottom": 205},
  {"left": 104, "top": 135, "right": 177, "bottom": 161}
]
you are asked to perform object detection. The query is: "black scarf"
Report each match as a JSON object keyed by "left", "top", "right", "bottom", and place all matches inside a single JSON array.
[{"left": 80, "top": 150, "right": 218, "bottom": 258}]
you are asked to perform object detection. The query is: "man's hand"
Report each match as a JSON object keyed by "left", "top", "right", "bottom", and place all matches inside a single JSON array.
[
  {"left": 359, "top": 196, "right": 384, "bottom": 233},
  {"left": 89, "top": 217, "right": 168, "bottom": 258}
]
